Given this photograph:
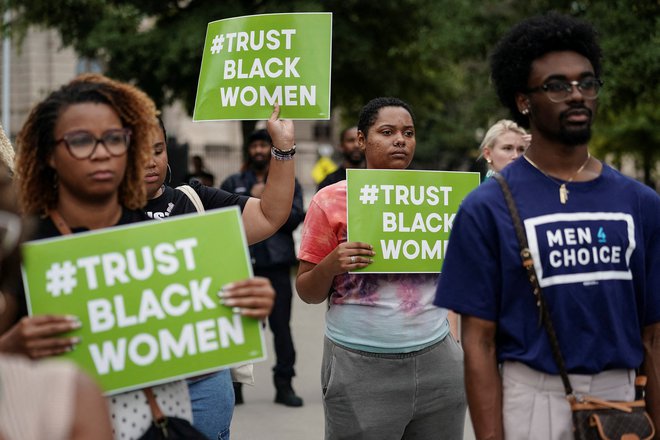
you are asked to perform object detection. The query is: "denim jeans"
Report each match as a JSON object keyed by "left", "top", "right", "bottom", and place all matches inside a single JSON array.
[{"left": 187, "top": 369, "right": 234, "bottom": 440}]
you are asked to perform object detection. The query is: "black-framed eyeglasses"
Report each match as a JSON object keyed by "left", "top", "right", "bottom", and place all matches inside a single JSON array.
[
  {"left": 55, "top": 128, "right": 131, "bottom": 159},
  {"left": 527, "top": 78, "right": 603, "bottom": 103}
]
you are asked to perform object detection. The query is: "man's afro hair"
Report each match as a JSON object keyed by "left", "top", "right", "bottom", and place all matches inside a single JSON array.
[{"left": 490, "top": 12, "right": 602, "bottom": 127}]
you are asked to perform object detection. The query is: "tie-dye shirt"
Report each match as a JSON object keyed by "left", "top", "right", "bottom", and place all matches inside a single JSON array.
[{"left": 299, "top": 181, "right": 449, "bottom": 353}]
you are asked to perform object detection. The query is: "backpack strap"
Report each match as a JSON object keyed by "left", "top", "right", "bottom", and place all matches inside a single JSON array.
[{"left": 176, "top": 185, "right": 205, "bottom": 213}]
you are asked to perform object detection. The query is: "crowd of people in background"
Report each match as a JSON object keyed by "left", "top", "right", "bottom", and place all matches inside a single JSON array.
[{"left": 0, "top": 10, "right": 658, "bottom": 440}]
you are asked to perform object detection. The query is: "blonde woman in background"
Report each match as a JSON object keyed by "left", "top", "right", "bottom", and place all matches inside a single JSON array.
[{"left": 480, "top": 119, "right": 530, "bottom": 177}]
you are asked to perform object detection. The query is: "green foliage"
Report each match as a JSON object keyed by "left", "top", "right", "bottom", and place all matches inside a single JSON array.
[
  {"left": 582, "top": 0, "right": 660, "bottom": 186},
  {"left": 3, "top": 0, "right": 658, "bottom": 185}
]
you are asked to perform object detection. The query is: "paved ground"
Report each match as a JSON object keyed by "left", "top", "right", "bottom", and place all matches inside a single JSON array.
[{"left": 230, "top": 288, "right": 477, "bottom": 440}]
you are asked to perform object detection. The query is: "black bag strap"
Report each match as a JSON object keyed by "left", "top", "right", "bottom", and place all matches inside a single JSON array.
[{"left": 492, "top": 173, "right": 574, "bottom": 397}]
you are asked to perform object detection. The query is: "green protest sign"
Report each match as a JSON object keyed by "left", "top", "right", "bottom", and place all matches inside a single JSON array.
[
  {"left": 193, "top": 12, "right": 332, "bottom": 121},
  {"left": 347, "top": 169, "right": 480, "bottom": 273},
  {"left": 21, "top": 208, "right": 264, "bottom": 395}
]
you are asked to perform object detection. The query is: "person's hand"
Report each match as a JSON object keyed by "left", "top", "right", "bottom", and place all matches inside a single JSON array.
[
  {"left": 219, "top": 277, "right": 275, "bottom": 320},
  {"left": 0, "top": 314, "right": 82, "bottom": 359},
  {"left": 267, "top": 104, "right": 295, "bottom": 151},
  {"left": 325, "top": 241, "right": 375, "bottom": 275}
]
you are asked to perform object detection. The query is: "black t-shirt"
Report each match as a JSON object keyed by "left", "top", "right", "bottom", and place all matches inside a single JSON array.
[
  {"left": 33, "top": 208, "right": 149, "bottom": 240},
  {"left": 144, "top": 180, "right": 248, "bottom": 219}
]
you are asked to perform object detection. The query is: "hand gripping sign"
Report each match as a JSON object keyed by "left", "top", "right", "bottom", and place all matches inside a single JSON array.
[
  {"left": 193, "top": 12, "right": 332, "bottom": 121},
  {"left": 21, "top": 207, "right": 265, "bottom": 395},
  {"left": 347, "top": 169, "right": 480, "bottom": 273}
]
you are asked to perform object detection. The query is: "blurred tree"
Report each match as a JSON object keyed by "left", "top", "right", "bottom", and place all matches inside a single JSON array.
[
  {"left": 582, "top": 0, "right": 660, "bottom": 188},
  {"left": 3, "top": 0, "right": 658, "bottom": 185}
]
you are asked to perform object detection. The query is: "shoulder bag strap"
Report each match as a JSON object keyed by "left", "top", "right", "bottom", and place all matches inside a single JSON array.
[
  {"left": 143, "top": 387, "right": 169, "bottom": 437},
  {"left": 47, "top": 210, "right": 73, "bottom": 235},
  {"left": 143, "top": 387, "right": 165, "bottom": 421},
  {"left": 176, "top": 185, "right": 205, "bottom": 214},
  {"left": 492, "top": 173, "right": 574, "bottom": 397}
]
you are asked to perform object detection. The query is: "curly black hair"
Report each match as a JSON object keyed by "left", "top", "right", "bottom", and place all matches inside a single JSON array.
[
  {"left": 490, "top": 12, "right": 602, "bottom": 128},
  {"left": 357, "top": 97, "right": 415, "bottom": 137},
  {"left": 16, "top": 74, "right": 156, "bottom": 214}
]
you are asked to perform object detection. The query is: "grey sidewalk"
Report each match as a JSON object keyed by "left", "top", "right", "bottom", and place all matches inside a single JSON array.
[{"left": 230, "top": 291, "right": 476, "bottom": 439}]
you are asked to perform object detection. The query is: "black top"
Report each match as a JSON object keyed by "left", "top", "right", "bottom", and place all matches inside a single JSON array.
[
  {"left": 317, "top": 166, "right": 347, "bottom": 191},
  {"left": 33, "top": 208, "right": 149, "bottom": 240},
  {"left": 144, "top": 180, "right": 248, "bottom": 219}
]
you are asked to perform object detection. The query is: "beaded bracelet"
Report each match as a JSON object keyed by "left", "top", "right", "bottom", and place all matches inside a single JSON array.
[{"left": 271, "top": 144, "right": 296, "bottom": 161}]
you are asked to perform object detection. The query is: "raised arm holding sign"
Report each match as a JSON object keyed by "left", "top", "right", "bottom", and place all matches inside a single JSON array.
[
  {"left": 194, "top": 13, "right": 332, "bottom": 121},
  {"left": 242, "top": 104, "right": 297, "bottom": 243},
  {"left": 143, "top": 106, "right": 295, "bottom": 437}
]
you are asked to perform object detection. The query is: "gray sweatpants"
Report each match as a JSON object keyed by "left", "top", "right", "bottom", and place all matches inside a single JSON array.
[
  {"left": 321, "top": 336, "right": 466, "bottom": 440},
  {"left": 502, "top": 361, "right": 635, "bottom": 440}
]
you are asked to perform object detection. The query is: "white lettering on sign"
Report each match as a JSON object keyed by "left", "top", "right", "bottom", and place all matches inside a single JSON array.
[
  {"left": 223, "top": 57, "right": 301, "bottom": 79},
  {"left": 221, "top": 29, "right": 296, "bottom": 53},
  {"left": 76, "top": 238, "right": 199, "bottom": 290},
  {"left": 88, "top": 314, "right": 246, "bottom": 374},
  {"left": 378, "top": 185, "right": 452, "bottom": 206},
  {"left": 219, "top": 85, "right": 316, "bottom": 107},
  {"left": 87, "top": 277, "right": 215, "bottom": 333},
  {"left": 382, "top": 212, "right": 454, "bottom": 233},
  {"left": 380, "top": 239, "right": 448, "bottom": 260}
]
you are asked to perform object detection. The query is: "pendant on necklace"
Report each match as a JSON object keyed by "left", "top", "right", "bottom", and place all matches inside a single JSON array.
[{"left": 559, "top": 184, "right": 568, "bottom": 204}]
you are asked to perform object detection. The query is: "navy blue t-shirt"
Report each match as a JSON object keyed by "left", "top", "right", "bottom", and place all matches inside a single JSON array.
[{"left": 435, "top": 158, "right": 660, "bottom": 374}]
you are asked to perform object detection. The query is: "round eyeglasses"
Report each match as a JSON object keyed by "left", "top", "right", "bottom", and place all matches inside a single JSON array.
[
  {"left": 527, "top": 78, "right": 603, "bottom": 103},
  {"left": 55, "top": 128, "right": 131, "bottom": 159}
]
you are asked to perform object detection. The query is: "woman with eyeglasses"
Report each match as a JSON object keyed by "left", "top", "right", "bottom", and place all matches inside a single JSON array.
[
  {"left": 4, "top": 73, "right": 281, "bottom": 439},
  {"left": 8, "top": 73, "right": 190, "bottom": 440},
  {"left": 0, "top": 124, "right": 113, "bottom": 440}
]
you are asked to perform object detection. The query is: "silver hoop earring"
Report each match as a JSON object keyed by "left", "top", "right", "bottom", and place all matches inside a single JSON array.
[{"left": 166, "top": 164, "right": 172, "bottom": 184}]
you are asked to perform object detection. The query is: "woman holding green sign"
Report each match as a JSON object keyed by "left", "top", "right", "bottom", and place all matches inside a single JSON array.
[
  {"left": 0, "top": 125, "right": 114, "bottom": 440},
  {"left": 7, "top": 74, "right": 282, "bottom": 440},
  {"left": 296, "top": 97, "right": 466, "bottom": 439},
  {"left": 143, "top": 116, "right": 296, "bottom": 440},
  {"left": 9, "top": 73, "right": 200, "bottom": 440}
]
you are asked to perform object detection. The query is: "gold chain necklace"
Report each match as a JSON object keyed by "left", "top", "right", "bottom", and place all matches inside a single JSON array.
[{"left": 523, "top": 153, "right": 591, "bottom": 204}]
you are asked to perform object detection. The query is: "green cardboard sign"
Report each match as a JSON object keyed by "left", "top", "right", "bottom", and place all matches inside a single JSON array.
[
  {"left": 193, "top": 12, "right": 332, "bottom": 121},
  {"left": 21, "top": 208, "right": 265, "bottom": 395},
  {"left": 347, "top": 169, "right": 480, "bottom": 273}
]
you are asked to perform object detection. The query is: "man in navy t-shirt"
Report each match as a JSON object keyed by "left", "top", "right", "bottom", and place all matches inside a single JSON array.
[{"left": 434, "top": 13, "right": 660, "bottom": 439}]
